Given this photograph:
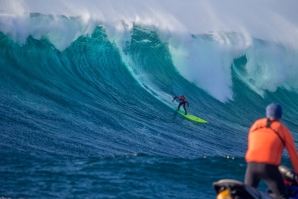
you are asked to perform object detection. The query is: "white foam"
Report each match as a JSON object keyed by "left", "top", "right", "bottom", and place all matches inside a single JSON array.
[{"left": 1, "top": 0, "right": 297, "bottom": 45}]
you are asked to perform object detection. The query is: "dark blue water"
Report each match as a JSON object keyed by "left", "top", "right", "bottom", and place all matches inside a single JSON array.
[{"left": 1, "top": 14, "right": 298, "bottom": 198}]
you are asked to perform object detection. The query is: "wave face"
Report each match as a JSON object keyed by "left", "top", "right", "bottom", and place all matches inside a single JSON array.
[{"left": 1, "top": 1, "right": 298, "bottom": 198}]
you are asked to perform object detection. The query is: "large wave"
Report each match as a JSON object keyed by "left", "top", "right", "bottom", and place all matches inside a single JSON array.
[
  {"left": 1, "top": 0, "right": 298, "bottom": 102},
  {"left": 2, "top": 2, "right": 298, "bottom": 198},
  {"left": 1, "top": 0, "right": 298, "bottom": 158}
]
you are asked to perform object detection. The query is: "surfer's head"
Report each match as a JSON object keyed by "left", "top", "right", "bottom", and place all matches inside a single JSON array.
[{"left": 266, "top": 103, "right": 282, "bottom": 120}]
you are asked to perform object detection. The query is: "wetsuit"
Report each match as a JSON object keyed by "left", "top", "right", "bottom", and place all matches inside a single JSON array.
[
  {"left": 245, "top": 118, "right": 298, "bottom": 199},
  {"left": 173, "top": 96, "right": 189, "bottom": 115}
]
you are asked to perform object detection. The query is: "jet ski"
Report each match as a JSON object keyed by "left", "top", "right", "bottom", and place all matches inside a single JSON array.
[{"left": 213, "top": 165, "right": 298, "bottom": 199}]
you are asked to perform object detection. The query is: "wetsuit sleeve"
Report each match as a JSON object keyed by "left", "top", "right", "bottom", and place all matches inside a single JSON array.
[{"left": 283, "top": 126, "right": 298, "bottom": 174}]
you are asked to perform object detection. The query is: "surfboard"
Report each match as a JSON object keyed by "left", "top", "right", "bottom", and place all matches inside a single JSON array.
[{"left": 176, "top": 110, "right": 208, "bottom": 123}]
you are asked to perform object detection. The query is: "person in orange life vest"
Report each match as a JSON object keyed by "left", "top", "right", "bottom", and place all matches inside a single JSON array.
[
  {"left": 172, "top": 95, "right": 189, "bottom": 115},
  {"left": 245, "top": 103, "right": 298, "bottom": 199}
]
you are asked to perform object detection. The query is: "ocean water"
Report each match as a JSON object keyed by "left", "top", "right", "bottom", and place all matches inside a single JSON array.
[{"left": 1, "top": 1, "right": 298, "bottom": 198}]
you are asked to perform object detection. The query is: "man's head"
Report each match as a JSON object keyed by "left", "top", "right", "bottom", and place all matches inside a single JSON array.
[{"left": 266, "top": 103, "right": 282, "bottom": 120}]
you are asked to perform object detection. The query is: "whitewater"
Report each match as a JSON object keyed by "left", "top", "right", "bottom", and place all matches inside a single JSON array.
[{"left": 1, "top": 0, "right": 298, "bottom": 198}]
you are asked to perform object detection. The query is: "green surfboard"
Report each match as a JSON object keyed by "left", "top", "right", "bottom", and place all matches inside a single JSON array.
[{"left": 176, "top": 110, "right": 208, "bottom": 123}]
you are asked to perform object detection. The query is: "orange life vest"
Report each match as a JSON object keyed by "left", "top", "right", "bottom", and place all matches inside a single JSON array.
[{"left": 245, "top": 118, "right": 298, "bottom": 173}]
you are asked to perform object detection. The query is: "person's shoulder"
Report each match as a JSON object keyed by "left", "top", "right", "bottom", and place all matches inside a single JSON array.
[
  {"left": 270, "top": 120, "right": 291, "bottom": 135},
  {"left": 249, "top": 118, "right": 266, "bottom": 130},
  {"left": 279, "top": 122, "right": 291, "bottom": 133},
  {"left": 254, "top": 118, "right": 267, "bottom": 124}
]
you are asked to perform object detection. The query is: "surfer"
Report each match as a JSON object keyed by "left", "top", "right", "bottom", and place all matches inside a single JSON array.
[
  {"left": 244, "top": 103, "right": 298, "bottom": 199},
  {"left": 172, "top": 95, "right": 189, "bottom": 115}
]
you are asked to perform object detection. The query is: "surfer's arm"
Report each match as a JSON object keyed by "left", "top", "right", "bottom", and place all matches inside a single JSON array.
[{"left": 172, "top": 96, "right": 177, "bottom": 102}]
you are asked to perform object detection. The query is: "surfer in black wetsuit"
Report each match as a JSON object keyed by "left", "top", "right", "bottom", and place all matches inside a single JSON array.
[{"left": 172, "top": 95, "right": 189, "bottom": 115}]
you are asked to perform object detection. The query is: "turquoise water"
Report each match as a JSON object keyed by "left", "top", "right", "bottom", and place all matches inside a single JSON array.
[{"left": 1, "top": 2, "right": 298, "bottom": 198}]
